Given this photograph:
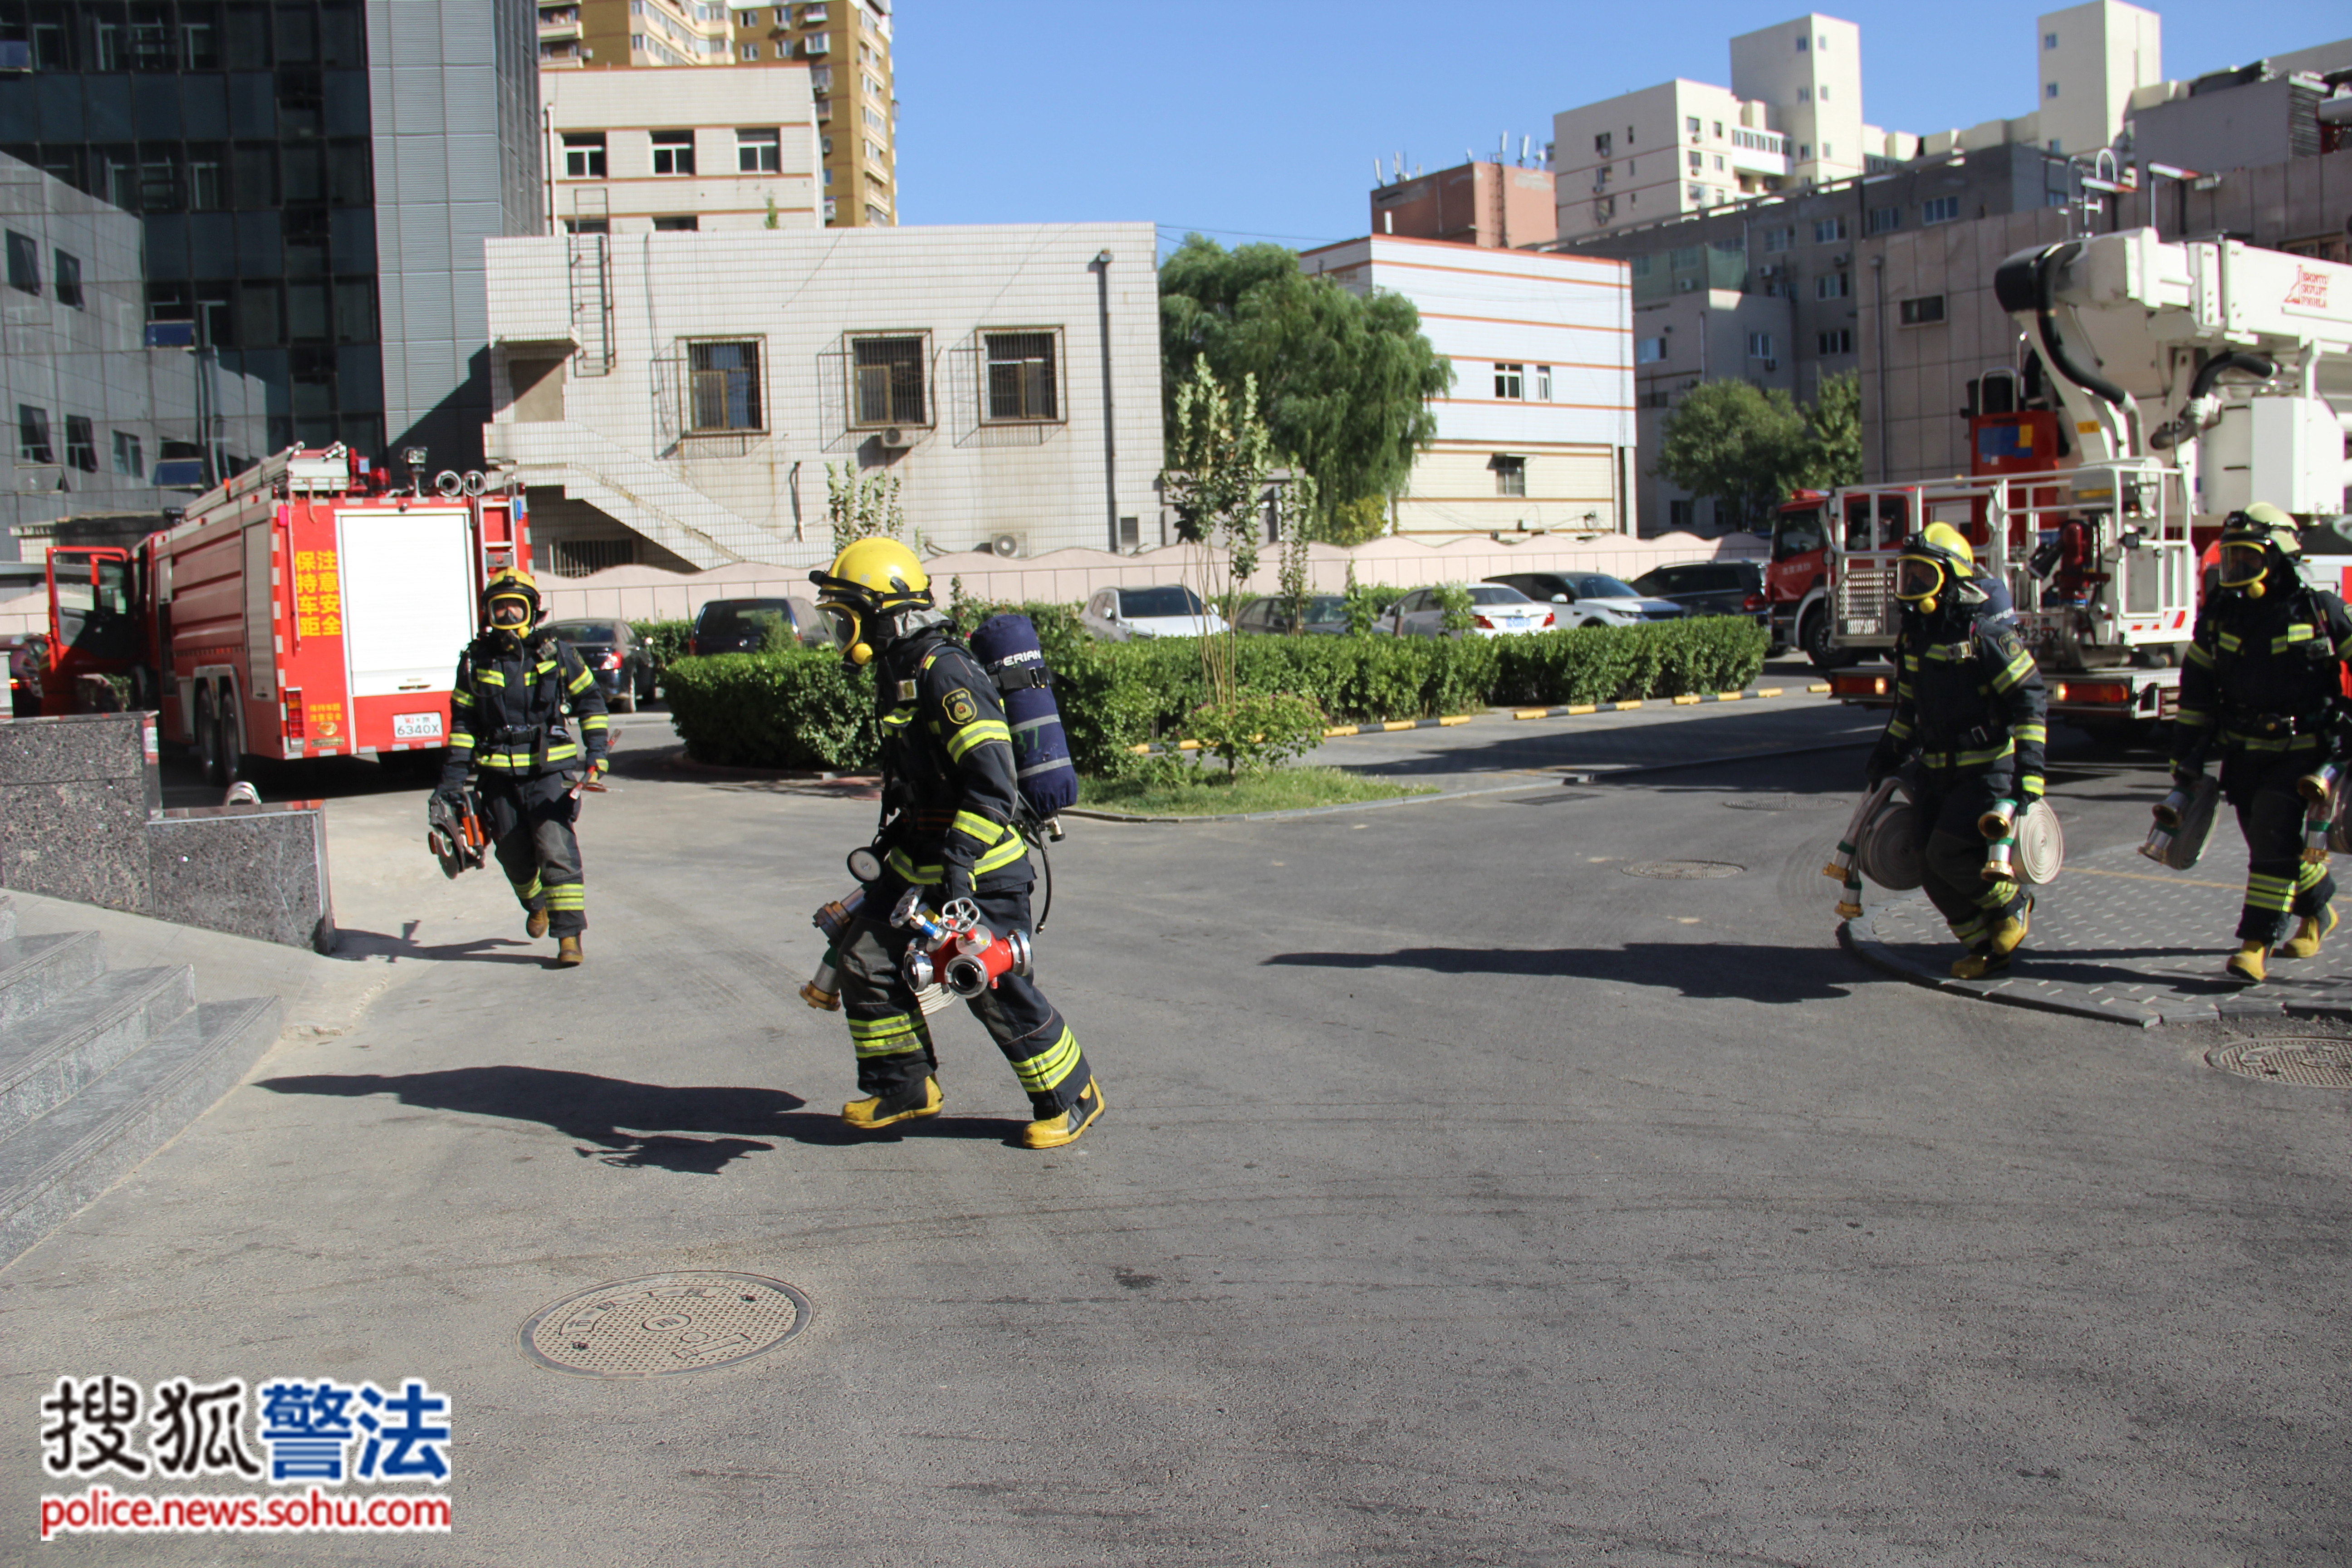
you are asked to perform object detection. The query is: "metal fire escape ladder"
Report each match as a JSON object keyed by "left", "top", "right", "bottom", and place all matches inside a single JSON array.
[{"left": 567, "top": 189, "right": 615, "bottom": 377}]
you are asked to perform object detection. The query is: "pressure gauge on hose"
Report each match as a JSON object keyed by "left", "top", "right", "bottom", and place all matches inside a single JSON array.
[{"left": 847, "top": 846, "right": 885, "bottom": 884}]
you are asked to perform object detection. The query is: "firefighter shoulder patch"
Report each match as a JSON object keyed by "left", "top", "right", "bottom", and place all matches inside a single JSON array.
[{"left": 943, "top": 687, "right": 977, "bottom": 726}]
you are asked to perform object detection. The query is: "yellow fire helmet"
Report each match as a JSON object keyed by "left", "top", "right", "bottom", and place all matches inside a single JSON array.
[
  {"left": 483, "top": 566, "right": 541, "bottom": 631},
  {"left": 2217, "top": 501, "right": 2301, "bottom": 598},
  {"left": 1895, "top": 522, "right": 1976, "bottom": 615},
  {"left": 809, "top": 537, "right": 932, "bottom": 665}
]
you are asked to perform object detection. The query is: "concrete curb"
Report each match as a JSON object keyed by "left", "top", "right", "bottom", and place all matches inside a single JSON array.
[
  {"left": 1061, "top": 778, "right": 1568, "bottom": 825},
  {"left": 1505, "top": 683, "right": 1832, "bottom": 723},
  {"left": 1838, "top": 905, "right": 2352, "bottom": 1030}
]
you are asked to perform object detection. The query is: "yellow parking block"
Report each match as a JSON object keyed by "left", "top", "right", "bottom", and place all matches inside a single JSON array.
[
  {"left": 1128, "top": 743, "right": 1152, "bottom": 755},
  {"left": 1808, "top": 682, "right": 1832, "bottom": 692},
  {"left": 1613, "top": 700, "right": 1643, "bottom": 711},
  {"left": 1381, "top": 720, "right": 1416, "bottom": 732},
  {"left": 1567, "top": 703, "right": 1598, "bottom": 715},
  {"left": 1177, "top": 739, "right": 1201, "bottom": 750},
  {"left": 1717, "top": 691, "right": 1744, "bottom": 701},
  {"left": 1756, "top": 687, "right": 1784, "bottom": 697},
  {"left": 1438, "top": 715, "right": 1473, "bottom": 727},
  {"left": 1323, "top": 724, "right": 1360, "bottom": 737},
  {"left": 1514, "top": 708, "right": 1547, "bottom": 720},
  {"left": 1672, "top": 695, "right": 1701, "bottom": 706}
]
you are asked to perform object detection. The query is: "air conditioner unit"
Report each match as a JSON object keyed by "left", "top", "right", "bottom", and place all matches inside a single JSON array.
[
  {"left": 1757, "top": 265, "right": 1779, "bottom": 278},
  {"left": 990, "top": 532, "right": 1025, "bottom": 559},
  {"left": 1833, "top": 251, "right": 1852, "bottom": 267},
  {"left": 877, "top": 426, "right": 916, "bottom": 450},
  {"left": 1675, "top": 279, "right": 1697, "bottom": 292}
]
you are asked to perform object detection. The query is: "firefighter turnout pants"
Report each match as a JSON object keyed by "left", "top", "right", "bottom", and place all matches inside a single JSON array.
[
  {"left": 836, "top": 883, "right": 1093, "bottom": 1117},
  {"left": 481, "top": 772, "right": 587, "bottom": 936},
  {"left": 2224, "top": 749, "right": 2335, "bottom": 946},
  {"left": 1910, "top": 766, "right": 2029, "bottom": 951}
]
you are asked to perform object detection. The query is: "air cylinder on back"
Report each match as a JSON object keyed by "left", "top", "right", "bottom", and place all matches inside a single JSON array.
[{"left": 968, "top": 613, "right": 1078, "bottom": 818}]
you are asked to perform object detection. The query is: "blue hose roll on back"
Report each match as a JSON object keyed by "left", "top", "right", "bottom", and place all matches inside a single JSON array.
[{"left": 968, "top": 613, "right": 1078, "bottom": 818}]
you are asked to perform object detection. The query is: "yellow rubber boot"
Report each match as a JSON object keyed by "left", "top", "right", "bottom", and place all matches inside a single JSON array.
[
  {"left": 2225, "top": 941, "right": 2267, "bottom": 985},
  {"left": 843, "top": 1076, "right": 943, "bottom": 1132},
  {"left": 554, "top": 935, "right": 584, "bottom": 967},
  {"left": 1986, "top": 897, "right": 2033, "bottom": 959},
  {"left": 527, "top": 907, "right": 549, "bottom": 939},
  {"left": 1950, "top": 949, "right": 2010, "bottom": 980},
  {"left": 1021, "top": 1077, "right": 1105, "bottom": 1150},
  {"left": 2278, "top": 907, "right": 2338, "bottom": 960}
]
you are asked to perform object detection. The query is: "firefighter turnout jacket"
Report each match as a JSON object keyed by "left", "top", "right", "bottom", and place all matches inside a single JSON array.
[
  {"left": 874, "top": 626, "right": 1031, "bottom": 898},
  {"left": 2173, "top": 581, "right": 2352, "bottom": 777},
  {"left": 444, "top": 632, "right": 610, "bottom": 782},
  {"left": 1871, "top": 586, "right": 2048, "bottom": 791}
]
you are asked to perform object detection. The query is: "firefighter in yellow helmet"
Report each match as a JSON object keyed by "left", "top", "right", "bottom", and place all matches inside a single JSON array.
[
  {"left": 2170, "top": 503, "right": 2352, "bottom": 984},
  {"left": 1864, "top": 522, "right": 2049, "bottom": 979},
  {"left": 436, "top": 568, "right": 609, "bottom": 966},
  {"left": 809, "top": 537, "right": 1105, "bottom": 1148}
]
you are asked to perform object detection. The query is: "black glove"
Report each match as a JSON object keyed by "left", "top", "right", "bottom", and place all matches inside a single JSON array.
[
  {"left": 1865, "top": 747, "right": 1896, "bottom": 790},
  {"left": 939, "top": 861, "right": 977, "bottom": 907},
  {"left": 433, "top": 778, "right": 467, "bottom": 809}
]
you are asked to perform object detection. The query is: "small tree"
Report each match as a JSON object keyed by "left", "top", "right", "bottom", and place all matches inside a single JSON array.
[
  {"left": 1806, "top": 369, "right": 1864, "bottom": 489},
  {"left": 1653, "top": 380, "right": 1814, "bottom": 529},
  {"left": 1275, "top": 468, "right": 1319, "bottom": 635},
  {"left": 1161, "top": 359, "right": 1272, "bottom": 707},
  {"left": 825, "top": 464, "right": 907, "bottom": 555},
  {"left": 1318, "top": 495, "right": 1389, "bottom": 548}
]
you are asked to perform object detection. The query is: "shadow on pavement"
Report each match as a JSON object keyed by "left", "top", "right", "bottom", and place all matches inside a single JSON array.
[
  {"left": 333, "top": 926, "right": 547, "bottom": 966},
  {"left": 256, "top": 1064, "right": 1028, "bottom": 1165},
  {"left": 1263, "top": 943, "right": 1851, "bottom": 1003}
]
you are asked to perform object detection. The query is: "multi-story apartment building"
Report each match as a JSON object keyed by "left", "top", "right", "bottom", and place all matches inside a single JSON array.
[
  {"left": 1299, "top": 236, "right": 1634, "bottom": 537},
  {"left": 2036, "top": 0, "right": 2162, "bottom": 157},
  {"left": 1369, "top": 160, "right": 1555, "bottom": 250},
  {"left": 541, "top": 0, "right": 896, "bottom": 229},
  {"left": 1555, "top": 14, "right": 1923, "bottom": 245},
  {"left": 0, "top": 0, "right": 543, "bottom": 475},
  {"left": 543, "top": 66, "right": 822, "bottom": 233}
]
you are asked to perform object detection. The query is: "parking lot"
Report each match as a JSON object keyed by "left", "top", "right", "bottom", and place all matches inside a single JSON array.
[{"left": 5, "top": 694, "right": 2348, "bottom": 1566}]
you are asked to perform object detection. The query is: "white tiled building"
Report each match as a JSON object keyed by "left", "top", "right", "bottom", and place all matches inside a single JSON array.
[
  {"left": 1299, "top": 235, "right": 1634, "bottom": 536},
  {"left": 541, "top": 64, "right": 824, "bottom": 234},
  {"left": 483, "top": 222, "right": 1165, "bottom": 573}
]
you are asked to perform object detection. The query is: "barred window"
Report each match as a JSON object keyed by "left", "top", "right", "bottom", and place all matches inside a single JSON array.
[
  {"left": 852, "top": 335, "right": 926, "bottom": 426},
  {"left": 983, "top": 331, "right": 1058, "bottom": 422},
  {"left": 688, "top": 340, "right": 762, "bottom": 431}
]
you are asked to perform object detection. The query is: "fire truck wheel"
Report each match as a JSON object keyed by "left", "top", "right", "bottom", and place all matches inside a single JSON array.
[
  {"left": 1801, "top": 606, "right": 1861, "bottom": 671},
  {"left": 194, "top": 687, "right": 222, "bottom": 784},
  {"left": 215, "top": 704, "right": 242, "bottom": 786}
]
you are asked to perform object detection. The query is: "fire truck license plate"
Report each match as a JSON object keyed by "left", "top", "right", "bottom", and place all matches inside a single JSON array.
[{"left": 393, "top": 712, "right": 444, "bottom": 741}]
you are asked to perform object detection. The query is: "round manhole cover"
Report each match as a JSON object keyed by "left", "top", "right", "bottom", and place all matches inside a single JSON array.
[
  {"left": 1721, "top": 793, "right": 1844, "bottom": 812},
  {"left": 1621, "top": 860, "right": 1744, "bottom": 879},
  {"left": 521, "top": 1272, "right": 811, "bottom": 1377},
  {"left": 2206, "top": 1037, "right": 2352, "bottom": 1089}
]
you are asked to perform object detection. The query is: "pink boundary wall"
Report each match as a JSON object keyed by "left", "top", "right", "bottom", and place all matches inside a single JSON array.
[
  {"left": 530, "top": 531, "right": 1766, "bottom": 624},
  {"left": 0, "top": 531, "right": 1765, "bottom": 637}
]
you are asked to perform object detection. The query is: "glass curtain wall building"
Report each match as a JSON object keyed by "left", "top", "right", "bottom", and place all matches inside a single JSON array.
[{"left": 0, "top": 0, "right": 541, "bottom": 479}]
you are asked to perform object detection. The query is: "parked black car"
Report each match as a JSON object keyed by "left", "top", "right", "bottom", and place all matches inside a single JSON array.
[
  {"left": 543, "top": 618, "right": 656, "bottom": 712},
  {"left": 1627, "top": 560, "right": 1780, "bottom": 650},
  {"left": 688, "top": 597, "right": 830, "bottom": 657}
]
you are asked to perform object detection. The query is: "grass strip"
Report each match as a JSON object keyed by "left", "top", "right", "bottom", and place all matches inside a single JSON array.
[{"left": 1076, "top": 766, "right": 1436, "bottom": 817}]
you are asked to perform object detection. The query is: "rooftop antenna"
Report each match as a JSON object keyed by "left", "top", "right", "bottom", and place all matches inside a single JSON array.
[
  {"left": 1520, "top": 134, "right": 1532, "bottom": 166},
  {"left": 1497, "top": 132, "right": 1508, "bottom": 163},
  {"left": 1372, "top": 154, "right": 1384, "bottom": 186}
]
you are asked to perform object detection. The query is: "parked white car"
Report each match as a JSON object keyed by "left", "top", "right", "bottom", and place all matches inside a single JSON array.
[
  {"left": 1483, "top": 572, "right": 1686, "bottom": 629},
  {"left": 1079, "top": 585, "right": 1231, "bottom": 641},
  {"left": 1374, "top": 584, "right": 1556, "bottom": 638}
]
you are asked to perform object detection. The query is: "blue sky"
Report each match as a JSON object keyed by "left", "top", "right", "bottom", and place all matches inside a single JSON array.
[{"left": 893, "top": 1, "right": 2347, "bottom": 255}]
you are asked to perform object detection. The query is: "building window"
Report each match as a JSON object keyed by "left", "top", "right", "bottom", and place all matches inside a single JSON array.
[
  {"left": 112, "top": 430, "right": 142, "bottom": 477},
  {"left": 1594, "top": 132, "right": 1612, "bottom": 157},
  {"left": 562, "top": 218, "right": 609, "bottom": 235},
  {"left": 687, "top": 340, "right": 763, "bottom": 431},
  {"left": 1818, "top": 85, "right": 1830, "bottom": 101},
  {"left": 1867, "top": 206, "right": 1901, "bottom": 235},
  {"left": 738, "top": 127, "right": 782, "bottom": 172},
  {"left": 851, "top": 334, "right": 926, "bottom": 426},
  {"left": 1795, "top": 33, "right": 1807, "bottom": 51},
  {"left": 1714, "top": 155, "right": 1725, "bottom": 171},
  {"left": 1899, "top": 295, "right": 1947, "bottom": 326},
  {"left": 1712, "top": 121, "right": 1723, "bottom": 138},
  {"left": 1685, "top": 116, "right": 1700, "bottom": 137},
  {"left": 1687, "top": 151, "right": 1701, "bottom": 171},
  {"left": 1534, "top": 365, "right": 1551, "bottom": 401},
  {"left": 1921, "top": 196, "right": 1960, "bottom": 225},
  {"left": 1492, "top": 363, "right": 1524, "bottom": 400},
  {"left": 1635, "top": 337, "right": 1667, "bottom": 365},
  {"left": 1763, "top": 226, "right": 1793, "bottom": 253},
  {"left": 64, "top": 415, "right": 96, "bottom": 472},
  {"left": 1689, "top": 184, "right": 1706, "bottom": 204},
  {"left": 2046, "top": 82, "right": 2059, "bottom": 99},
  {"left": 651, "top": 131, "right": 696, "bottom": 175},
  {"left": 652, "top": 216, "right": 700, "bottom": 230},
  {"left": 1798, "top": 143, "right": 1811, "bottom": 160},
  {"left": 1747, "top": 333, "right": 1774, "bottom": 359},
  {"left": 2044, "top": 31, "right": 2058, "bottom": 49},
  {"left": 1817, "top": 328, "right": 1853, "bottom": 354},
  {"left": 54, "top": 250, "right": 82, "bottom": 308},
  {"left": 1669, "top": 499, "right": 1695, "bottom": 529},
  {"left": 1816, "top": 273, "right": 1850, "bottom": 299},
  {"left": 562, "top": 133, "right": 606, "bottom": 179},
  {"left": 739, "top": 44, "right": 758, "bottom": 60},
  {"left": 17, "top": 405, "right": 51, "bottom": 462},
  {"left": 1493, "top": 456, "right": 1526, "bottom": 497},
  {"left": 5, "top": 231, "right": 38, "bottom": 295},
  {"left": 1797, "top": 87, "right": 1810, "bottom": 103},
  {"left": 1813, "top": 217, "right": 1846, "bottom": 243},
  {"left": 983, "top": 331, "right": 1059, "bottom": 422}
]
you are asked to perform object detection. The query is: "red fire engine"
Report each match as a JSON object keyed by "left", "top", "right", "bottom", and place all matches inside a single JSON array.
[{"left": 37, "top": 445, "right": 529, "bottom": 784}]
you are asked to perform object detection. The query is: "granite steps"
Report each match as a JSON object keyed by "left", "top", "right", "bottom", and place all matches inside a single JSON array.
[{"left": 0, "top": 896, "right": 280, "bottom": 1268}]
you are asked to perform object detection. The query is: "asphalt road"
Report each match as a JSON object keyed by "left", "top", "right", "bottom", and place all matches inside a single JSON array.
[{"left": 5, "top": 702, "right": 2348, "bottom": 1566}]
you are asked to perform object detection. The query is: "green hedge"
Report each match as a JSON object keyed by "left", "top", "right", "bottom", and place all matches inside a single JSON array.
[
  {"left": 665, "top": 617, "right": 1767, "bottom": 775},
  {"left": 629, "top": 618, "right": 692, "bottom": 672}
]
